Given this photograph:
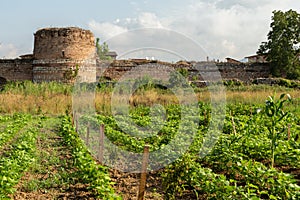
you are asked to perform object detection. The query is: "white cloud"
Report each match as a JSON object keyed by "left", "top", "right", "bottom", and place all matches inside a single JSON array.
[
  {"left": 166, "top": 3, "right": 256, "bottom": 59},
  {"left": 213, "top": 0, "right": 273, "bottom": 9},
  {"left": 89, "top": 1, "right": 300, "bottom": 61},
  {"left": 89, "top": 12, "right": 164, "bottom": 41},
  {"left": 88, "top": 20, "right": 128, "bottom": 40},
  {"left": 137, "top": 12, "right": 163, "bottom": 28},
  {"left": 221, "top": 40, "right": 237, "bottom": 56},
  {"left": 0, "top": 43, "right": 19, "bottom": 58},
  {"left": 164, "top": 0, "right": 300, "bottom": 60}
]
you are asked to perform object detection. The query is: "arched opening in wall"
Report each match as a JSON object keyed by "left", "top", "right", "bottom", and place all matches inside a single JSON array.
[{"left": 0, "top": 77, "right": 7, "bottom": 90}]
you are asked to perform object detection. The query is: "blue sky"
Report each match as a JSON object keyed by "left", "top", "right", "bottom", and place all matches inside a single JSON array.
[{"left": 0, "top": 0, "right": 299, "bottom": 61}]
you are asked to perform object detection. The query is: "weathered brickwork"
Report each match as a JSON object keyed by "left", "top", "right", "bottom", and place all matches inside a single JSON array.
[
  {"left": 97, "top": 60, "right": 271, "bottom": 83},
  {"left": 32, "top": 27, "right": 96, "bottom": 83},
  {"left": 33, "top": 27, "right": 95, "bottom": 60},
  {"left": 0, "top": 59, "right": 33, "bottom": 81},
  {"left": 0, "top": 27, "right": 271, "bottom": 84},
  {"left": 32, "top": 58, "right": 96, "bottom": 83}
]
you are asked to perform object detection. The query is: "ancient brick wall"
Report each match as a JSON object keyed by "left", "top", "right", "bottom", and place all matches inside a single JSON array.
[
  {"left": 97, "top": 60, "right": 271, "bottom": 83},
  {"left": 216, "top": 63, "right": 270, "bottom": 82},
  {"left": 0, "top": 59, "right": 33, "bottom": 81},
  {"left": 188, "top": 62, "right": 270, "bottom": 82},
  {"left": 33, "top": 59, "right": 96, "bottom": 83},
  {"left": 0, "top": 58, "right": 270, "bottom": 84},
  {"left": 97, "top": 60, "right": 174, "bottom": 81}
]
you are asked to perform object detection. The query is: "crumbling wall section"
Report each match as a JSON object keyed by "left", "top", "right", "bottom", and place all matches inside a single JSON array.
[
  {"left": 0, "top": 59, "right": 33, "bottom": 81},
  {"left": 217, "top": 62, "right": 271, "bottom": 82},
  {"left": 33, "top": 59, "right": 96, "bottom": 83},
  {"left": 97, "top": 60, "right": 271, "bottom": 83}
]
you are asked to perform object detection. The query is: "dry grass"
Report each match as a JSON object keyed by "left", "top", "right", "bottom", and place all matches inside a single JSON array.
[
  {"left": 0, "top": 84, "right": 299, "bottom": 115},
  {"left": 0, "top": 93, "right": 71, "bottom": 114},
  {"left": 225, "top": 90, "right": 300, "bottom": 104}
]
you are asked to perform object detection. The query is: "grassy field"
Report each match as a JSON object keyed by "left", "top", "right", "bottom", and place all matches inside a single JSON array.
[
  {"left": 0, "top": 81, "right": 299, "bottom": 199},
  {"left": 1, "top": 81, "right": 299, "bottom": 115}
]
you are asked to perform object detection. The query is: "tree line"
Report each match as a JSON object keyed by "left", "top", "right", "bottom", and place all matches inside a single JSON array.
[{"left": 257, "top": 9, "right": 300, "bottom": 80}]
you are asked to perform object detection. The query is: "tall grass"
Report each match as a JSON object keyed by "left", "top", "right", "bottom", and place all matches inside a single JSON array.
[
  {"left": 3, "top": 81, "right": 72, "bottom": 96},
  {"left": 0, "top": 81, "right": 72, "bottom": 114},
  {"left": 0, "top": 81, "right": 299, "bottom": 115}
]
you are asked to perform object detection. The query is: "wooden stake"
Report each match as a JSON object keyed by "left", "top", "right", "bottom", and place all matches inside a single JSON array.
[
  {"left": 288, "top": 124, "right": 291, "bottom": 140},
  {"left": 99, "top": 124, "right": 105, "bottom": 163},
  {"left": 72, "top": 111, "right": 75, "bottom": 126},
  {"left": 137, "top": 145, "right": 150, "bottom": 200},
  {"left": 86, "top": 122, "right": 90, "bottom": 146},
  {"left": 75, "top": 115, "right": 79, "bottom": 133},
  {"left": 230, "top": 111, "right": 237, "bottom": 136}
]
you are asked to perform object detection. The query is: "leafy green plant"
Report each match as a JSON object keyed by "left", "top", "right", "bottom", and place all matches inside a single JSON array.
[
  {"left": 59, "top": 115, "right": 121, "bottom": 199},
  {"left": 0, "top": 127, "right": 37, "bottom": 199},
  {"left": 264, "top": 93, "right": 292, "bottom": 167},
  {"left": 63, "top": 65, "right": 79, "bottom": 81},
  {"left": 160, "top": 99, "right": 299, "bottom": 199},
  {"left": 168, "top": 70, "right": 189, "bottom": 88},
  {"left": 96, "top": 38, "right": 112, "bottom": 60},
  {"left": 0, "top": 114, "right": 31, "bottom": 148}
]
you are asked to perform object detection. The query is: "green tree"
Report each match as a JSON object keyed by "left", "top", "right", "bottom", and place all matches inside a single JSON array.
[
  {"left": 96, "top": 38, "right": 111, "bottom": 60},
  {"left": 257, "top": 10, "right": 300, "bottom": 79}
]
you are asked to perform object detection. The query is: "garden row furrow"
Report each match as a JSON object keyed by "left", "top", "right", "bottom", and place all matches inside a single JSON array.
[
  {"left": 0, "top": 114, "right": 31, "bottom": 151},
  {"left": 59, "top": 115, "right": 121, "bottom": 200},
  {"left": 0, "top": 122, "right": 38, "bottom": 199}
]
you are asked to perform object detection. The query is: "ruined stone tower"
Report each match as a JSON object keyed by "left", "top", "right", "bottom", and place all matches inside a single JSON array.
[{"left": 33, "top": 27, "right": 96, "bottom": 83}]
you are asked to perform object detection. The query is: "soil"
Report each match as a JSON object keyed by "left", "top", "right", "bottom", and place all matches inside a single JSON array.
[
  {"left": 10, "top": 118, "right": 98, "bottom": 200},
  {"left": 109, "top": 169, "right": 165, "bottom": 200}
]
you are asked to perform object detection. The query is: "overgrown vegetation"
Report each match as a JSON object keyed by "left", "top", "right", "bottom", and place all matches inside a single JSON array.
[{"left": 96, "top": 38, "right": 112, "bottom": 60}]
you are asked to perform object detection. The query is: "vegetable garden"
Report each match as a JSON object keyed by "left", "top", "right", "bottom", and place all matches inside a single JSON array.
[{"left": 0, "top": 82, "right": 300, "bottom": 199}]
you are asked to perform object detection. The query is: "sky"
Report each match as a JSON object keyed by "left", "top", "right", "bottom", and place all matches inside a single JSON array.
[{"left": 0, "top": 0, "right": 299, "bottom": 61}]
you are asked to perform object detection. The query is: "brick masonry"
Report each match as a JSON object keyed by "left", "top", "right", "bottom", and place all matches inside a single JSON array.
[
  {"left": 32, "top": 27, "right": 96, "bottom": 83},
  {"left": 0, "top": 59, "right": 33, "bottom": 81},
  {"left": 97, "top": 60, "right": 271, "bottom": 83},
  {"left": 33, "top": 27, "right": 95, "bottom": 60},
  {"left": 0, "top": 27, "right": 271, "bottom": 84}
]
